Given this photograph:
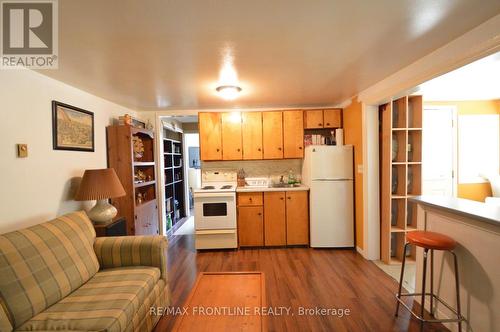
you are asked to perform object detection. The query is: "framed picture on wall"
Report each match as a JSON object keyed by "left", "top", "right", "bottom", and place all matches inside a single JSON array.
[{"left": 52, "top": 101, "right": 95, "bottom": 152}]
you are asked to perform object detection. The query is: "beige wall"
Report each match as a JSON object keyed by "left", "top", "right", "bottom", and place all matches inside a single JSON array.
[
  {"left": 425, "top": 100, "right": 500, "bottom": 202},
  {"left": 0, "top": 69, "right": 138, "bottom": 233},
  {"left": 343, "top": 99, "right": 364, "bottom": 249}
]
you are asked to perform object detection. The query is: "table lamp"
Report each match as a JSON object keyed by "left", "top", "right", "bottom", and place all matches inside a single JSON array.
[{"left": 75, "top": 168, "right": 126, "bottom": 224}]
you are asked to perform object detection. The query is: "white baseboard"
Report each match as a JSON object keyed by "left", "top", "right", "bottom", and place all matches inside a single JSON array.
[{"left": 356, "top": 246, "right": 366, "bottom": 257}]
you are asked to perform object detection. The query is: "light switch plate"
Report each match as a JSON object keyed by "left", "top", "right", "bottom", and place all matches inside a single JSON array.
[
  {"left": 17, "top": 144, "right": 28, "bottom": 158},
  {"left": 357, "top": 164, "right": 363, "bottom": 174}
]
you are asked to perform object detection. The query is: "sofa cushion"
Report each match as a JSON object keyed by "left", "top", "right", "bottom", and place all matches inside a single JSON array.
[
  {"left": 16, "top": 266, "right": 162, "bottom": 332},
  {"left": 0, "top": 211, "right": 99, "bottom": 328}
]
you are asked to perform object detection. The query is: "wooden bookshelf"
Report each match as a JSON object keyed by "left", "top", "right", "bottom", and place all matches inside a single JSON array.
[
  {"left": 380, "top": 95, "right": 423, "bottom": 264},
  {"left": 163, "top": 128, "right": 186, "bottom": 231},
  {"left": 106, "top": 126, "right": 159, "bottom": 235}
]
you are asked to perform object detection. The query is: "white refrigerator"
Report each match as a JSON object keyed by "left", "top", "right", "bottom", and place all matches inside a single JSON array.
[{"left": 302, "top": 145, "right": 354, "bottom": 248}]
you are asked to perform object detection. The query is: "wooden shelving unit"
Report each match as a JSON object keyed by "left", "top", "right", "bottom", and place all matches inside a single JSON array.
[
  {"left": 106, "top": 126, "right": 159, "bottom": 235},
  {"left": 380, "top": 95, "right": 423, "bottom": 264},
  {"left": 163, "top": 128, "right": 186, "bottom": 231}
]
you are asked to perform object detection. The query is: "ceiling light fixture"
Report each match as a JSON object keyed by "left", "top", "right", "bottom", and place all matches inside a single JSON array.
[{"left": 216, "top": 85, "right": 242, "bottom": 100}]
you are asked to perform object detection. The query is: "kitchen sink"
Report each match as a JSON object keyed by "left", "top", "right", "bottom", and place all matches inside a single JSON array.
[{"left": 269, "top": 183, "right": 301, "bottom": 188}]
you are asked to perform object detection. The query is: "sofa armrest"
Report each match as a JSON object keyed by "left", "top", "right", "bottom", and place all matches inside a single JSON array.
[
  {"left": 93, "top": 236, "right": 168, "bottom": 282},
  {"left": 0, "top": 299, "right": 13, "bottom": 332}
]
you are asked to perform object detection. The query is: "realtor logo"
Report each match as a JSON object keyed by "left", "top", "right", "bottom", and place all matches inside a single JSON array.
[{"left": 1, "top": 0, "right": 58, "bottom": 68}]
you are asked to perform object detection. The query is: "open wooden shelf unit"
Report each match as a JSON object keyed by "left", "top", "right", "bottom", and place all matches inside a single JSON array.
[{"left": 380, "top": 95, "right": 423, "bottom": 264}]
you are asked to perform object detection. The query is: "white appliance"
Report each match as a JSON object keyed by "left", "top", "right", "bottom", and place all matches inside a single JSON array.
[
  {"left": 302, "top": 145, "right": 354, "bottom": 248},
  {"left": 193, "top": 170, "right": 237, "bottom": 249}
]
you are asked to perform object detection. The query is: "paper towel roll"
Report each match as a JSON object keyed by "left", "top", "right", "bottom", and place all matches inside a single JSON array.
[{"left": 335, "top": 128, "right": 344, "bottom": 146}]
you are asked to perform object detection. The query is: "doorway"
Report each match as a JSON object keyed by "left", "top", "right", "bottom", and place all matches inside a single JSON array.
[{"left": 422, "top": 106, "right": 457, "bottom": 197}]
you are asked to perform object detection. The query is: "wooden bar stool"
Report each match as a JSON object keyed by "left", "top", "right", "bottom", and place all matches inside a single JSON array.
[{"left": 395, "top": 231, "right": 464, "bottom": 331}]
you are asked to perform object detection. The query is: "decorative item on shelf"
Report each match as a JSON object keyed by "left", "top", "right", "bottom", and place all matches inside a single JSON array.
[
  {"left": 390, "top": 235, "right": 396, "bottom": 256},
  {"left": 304, "top": 134, "right": 313, "bottom": 147},
  {"left": 407, "top": 203, "right": 413, "bottom": 225},
  {"left": 146, "top": 119, "right": 154, "bottom": 130},
  {"left": 75, "top": 168, "right": 126, "bottom": 224},
  {"left": 118, "top": 114, "right": 146, "bottom": 128},
  {"left": 174, "top": 200, "right": 180, "bottom": 220},
  {"left": 167, "top": 213, "right": 173, "bottom": 230},
  {"left": 391, "top": 166, "right": 398, "bottom": 194},
  {"left": 147, "top": 175, "right": 153, "bottom": 181},
  {"left": 392, "top": 103, "right": 399, "bottom": 128},
  {"left": 391, "top": 203, "right": 398, "bottom": 226},
  {"left": 335, "top": 128, "right": 344, "bottom": 146},
  {"left": 132, "top": 135, "right": 144, "bottom": 159},
  {"left": 407, "top": 166, "right": 413, "bottom": 193},
  {"left": 392, "top": 135, "right": 398, "bottom": 161},
  {"left": 123, "top": 114, "right": 132, "bottom": 126},
  {"left": 136, "top": 192, "right": 144, "bottom": 205},
  {"left": 134, "top": 169, "right": 147, "bottom": 183},
  {"left": 407, "top": 142, "right": 413, "bottom": 161}
]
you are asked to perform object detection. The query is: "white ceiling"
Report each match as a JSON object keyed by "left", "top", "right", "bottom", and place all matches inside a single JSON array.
[
  {"left": 37, "top": 0, "right": 500, "bottom": 110},
  {"left": 417, "top": 51, "right": 500, "bottom": 101}
]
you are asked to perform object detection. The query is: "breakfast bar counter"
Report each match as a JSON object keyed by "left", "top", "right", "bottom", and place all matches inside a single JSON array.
[{"left": 409, "top": 196, "right": 500, "bottom": 332}]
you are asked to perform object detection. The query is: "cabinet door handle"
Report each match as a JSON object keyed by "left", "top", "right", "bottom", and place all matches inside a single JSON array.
[
  {"left": 237, "top": 148, "right": 241, "bottom": 152},
  {"left": 216, "top": 148, "right": 220, "bottom": 152},
  {"left": 280, "top": 197, "right": 284, "bottom": 200},
  {"left": 318, "top": 123, "right": 322, "bottom": 126},
  {"left": 299, "top": 146, "right": 303, "bottom": 150},
  {"left": 258, "top": 148, "right": 261, "bottom": 151},
  {"left": 326, "top": 123, "right": 330, "bottom": 126},
  {"left": 287, "top": 197, "right": 291, "bottom": 200},
  {"left": 257, "top": 213, "right": 262, "bottom": 216},
  {"left": 278, "top": 147, "right": 282, "bottom": 151},
  {"left": 249, "top": 197, "right": 253, "bottom": 201}
]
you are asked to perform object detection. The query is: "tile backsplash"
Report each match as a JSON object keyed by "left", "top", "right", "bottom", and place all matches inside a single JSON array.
[{"left": 201, "top": 159, "right": 302, "bottom": 179}]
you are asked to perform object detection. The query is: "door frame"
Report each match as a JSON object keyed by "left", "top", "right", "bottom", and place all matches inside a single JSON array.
[{"left": 423, "top": 105, "right": 458, "bottom": 197}]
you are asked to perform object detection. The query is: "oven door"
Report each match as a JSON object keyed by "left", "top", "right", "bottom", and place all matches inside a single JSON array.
[{"left": 194, "top": 192, "right": 236, "bottom": 230}]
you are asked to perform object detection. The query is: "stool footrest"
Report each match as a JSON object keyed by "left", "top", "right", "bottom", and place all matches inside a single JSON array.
[{"left": 395, "top": 292, "right": 465, "bottom": 324}]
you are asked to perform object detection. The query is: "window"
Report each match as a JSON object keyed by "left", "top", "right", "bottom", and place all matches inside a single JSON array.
[{"left": 458, "top": 114, "right": 499, "bottom": 183}]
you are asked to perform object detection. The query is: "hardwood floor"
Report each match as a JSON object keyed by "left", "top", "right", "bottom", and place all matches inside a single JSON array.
[{"left": 155, "top": 234, "right": 448, "bottom": 331}]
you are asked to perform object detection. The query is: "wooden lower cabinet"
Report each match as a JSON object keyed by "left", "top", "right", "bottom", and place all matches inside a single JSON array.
[
  {"left": 238, "top": 206, "right": 264, "bottom": 247},
  {"left": 237, "top": 191, "right": 309, "bottom": 247},
  {"left": 264, "top": 192, "right": 286, "bottom": 246},
  {"left": 135, "top": 200, "right": 159, "bottom": 235},
  {"left": 286, "top": 191, "right": 309, "bottom": 245}
]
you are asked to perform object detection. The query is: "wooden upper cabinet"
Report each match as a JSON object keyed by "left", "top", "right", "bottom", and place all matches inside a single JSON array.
[
  {"left": 262, "top": 111, "right": 283, "bottom": 159},
  {"left": 242, "top": 112, "right": 263, "bottom": 160},
  {"left": 221, "top": 112, "right": 242, "bottom": 160},
  {"left": 199, "top": 112, "right": 222, "bottom": 160},
  {"left": 264, "top": 192, "right": 286, "bottom": 246},
  {"left": 286, "top": 191, "right": 309, "bottom": 245},
  {"left": 283, "top": 110, "right": 304, "bottom": 159},
  {"left": 304, "top": 110, "right": 324, "bottom": 129},
  {"left": 324, "top": 109, "right": 342, "bottom": 128}
]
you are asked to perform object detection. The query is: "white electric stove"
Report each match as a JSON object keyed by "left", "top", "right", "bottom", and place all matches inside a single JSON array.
[{"left": 193, "top": 170, "right": 237, "bottom": 249}]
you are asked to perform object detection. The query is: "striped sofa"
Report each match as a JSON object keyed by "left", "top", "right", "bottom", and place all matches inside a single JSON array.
[{"left": 0, "top": 211, "right": 170, "bottom": 332}]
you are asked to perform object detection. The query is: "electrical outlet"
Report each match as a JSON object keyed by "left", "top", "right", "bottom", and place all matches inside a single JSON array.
[{"left": 17, "top": 144, "right": 28, "bottom": 158}]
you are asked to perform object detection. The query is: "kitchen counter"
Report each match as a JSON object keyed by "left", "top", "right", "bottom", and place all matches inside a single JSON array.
[
  {"left": 236, "top": 185, "right": 309, "bottom": 193},
  {"left": 409, "top": 195, "right": 500, "bottom": 227},
  {"left": 411, "top": 196, "right": 500, "bottom": 332}
]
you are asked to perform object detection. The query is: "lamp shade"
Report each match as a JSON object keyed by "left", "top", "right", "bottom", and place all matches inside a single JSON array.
[{"left": 75, "top": 168, "right": 126, "bottom": 201}]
